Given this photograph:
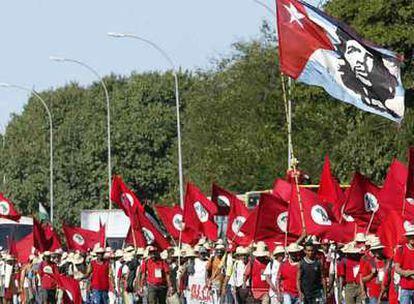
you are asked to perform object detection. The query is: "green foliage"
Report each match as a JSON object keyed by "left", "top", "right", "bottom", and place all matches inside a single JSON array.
[{"left": 0, "top": 0, "right": 413, "bottom": 225}]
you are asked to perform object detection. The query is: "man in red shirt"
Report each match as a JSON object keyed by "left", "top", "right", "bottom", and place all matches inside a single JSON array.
[
  {"left": 337, "top": 243, "right": 363, "bottom": 304},
  {"left": 360, "top": 239, "right": 390, "bottom": 303},
  {"left": 395, "top": 228, "right": 414, "bottom": 304},
  {"left": 38, "top": 251, "right": 58, "bottom": 304},
  {"left": 277, "top": 243, "right": 302, "bottom": 304},
  {"left": 139, "top": 246, "right": 172, "bottom": 304},
  {"left": 86, "top": 247, "right": 114, "bottom": 304}
]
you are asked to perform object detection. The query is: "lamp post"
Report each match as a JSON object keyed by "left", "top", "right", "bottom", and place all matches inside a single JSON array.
[
  {"left": 50, "top": 56, "right": 113, "bottom": 210},
  {"left": 107, "top": 32, "right": 185, "bottom": 209},
  {"left": 0, "top": 83, "right": 54, "bottom": 222}
]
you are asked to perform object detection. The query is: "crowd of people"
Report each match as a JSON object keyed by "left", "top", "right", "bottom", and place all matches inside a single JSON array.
[{"left": 2, "top": 227, "right": 414, "bottom": 304}]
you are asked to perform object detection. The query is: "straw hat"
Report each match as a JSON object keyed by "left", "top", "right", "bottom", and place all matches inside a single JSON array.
[
  {"left": 72, "top": 254, "right": 85, "bottom": 265},
  {"left": 115, "top": 249, "right": 124, "bottom": 258},
  {"left": 306, "top": 235, "right": 321, "bottom": 245},
  {"left": 160, "top": 250, "right": 168, "bottom": 260},
  {"left": 341, "top": 242, "right": 362, "bottom": 254},
  {"left": 273, "top": 245, "right": 285, "bottom": 256},
  {"left": 4, "top": 254, "right": 15, "bottom": 262},
  {"left": 124, "top": 245, "right": 135, "bottom": 253},
  {"left": 146, "top": 245, "right": 157, "bottom": 252},
  {"left": 215, "top": 244, "right": 225, "bottom": 251},
  {"left": 43, "top": 251, "right": 52, "bottom": 256},
  {"left": 366, "top": 235, "right": 380, "bottom": 247},
  {"left": 94, "top": 247, "right": 105, "bottom": 254},
  {"left": 253, "top": 243, "right": 269, "bottom": 257},
  {"left": 123, "top": 252, "right": 134, "bottom": 262},
  {"left": 370, "top": 240, "right": 385, "bottom": 251},
  {"left": 136, "top": 248, "right": 145, "bottom": 256},
  {"left": 287, "top": 243, "right": 303, "bottom": 253},
  {"left": 185, "top": 248, "right": 197, "bottom": 258},
  {"left": 354, "top": 233, "right": 366, "bottom": 243},
  {"left": 405, "top": 227, "right": 414, "bottom": 236},
  {"left": 171, "top": 247, "right": 181, "bottom": 258},
  {"left": 235, "top": 246, "right": 249, "bottom": 256}
]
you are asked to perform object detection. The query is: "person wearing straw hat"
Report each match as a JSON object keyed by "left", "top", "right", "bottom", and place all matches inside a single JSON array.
[
  {"left": 85, "top": 247, "right": 114, "bottom": 304},
  {"left": 185, "top": 246, "right": 211, "bottom": 303},
  {"left": 223, "top": 246, "right": 250, "bottom": 304},
  {"left": 264, "top": 245, "right": 285, "bottom": 304},
  {"left": 38, "top": 251, "right": 58, "bottom": 304},
  {"left": 244, "top": 243, "right": 271, "bottom": 303},
  {"left": 297, "top": 240, "right": 326, "bottom": 304},
  {"left": 277, "top": 243, "right": 303, "bottom": 304},
  {"left": 337, "top": 242, "right": 363, "bottom": 304},
  {"left": 138, "top": 246, "right": 172, "bottom": 304},
  {"left": 395, "top": 227, "right": 414, "bottom": 304},
  {"left": 360, "top": 239, "right": 391, "bottom": 304},
  {"left": 206, "top": 243, "right": 226, "bottom": 303}
]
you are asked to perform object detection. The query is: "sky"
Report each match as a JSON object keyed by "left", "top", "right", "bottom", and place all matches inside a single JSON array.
[{"left": 0, "top": 0, "right": 321, "bottom": 129}]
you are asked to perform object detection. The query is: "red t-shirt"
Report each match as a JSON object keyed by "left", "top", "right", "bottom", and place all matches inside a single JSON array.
[
  {"left": 39, "top": 261, "right": 58, "bottom": 290},
  {"left": 360, "top": 257, "right": 388, "bottom": 299},
  {"left": 395, "top": 244, "right": 414, "bottom": 290},
  {"left": 251, "top": 259, "right": 269, "bottom": 300},
  {"left": 90, "top": 260, "right": 110, "bottom": 291},
  {"left": 278, "top": 261, "right": 298, "bottom": 296},
  {"left": 337, "top": 258, "right": 360, "bottom": 284},
  {"left": 141, "top": 259, "right": 169, "bottom": 286}
]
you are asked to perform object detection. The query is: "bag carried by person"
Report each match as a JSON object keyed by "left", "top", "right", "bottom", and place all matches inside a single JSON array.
[{"left": 166, "top": 292, "right": 180, "bottom": 304}]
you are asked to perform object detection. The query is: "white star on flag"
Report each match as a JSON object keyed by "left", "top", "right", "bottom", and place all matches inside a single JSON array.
[{"left": 284, "top": 3, "right": 305, "bottom": 28}]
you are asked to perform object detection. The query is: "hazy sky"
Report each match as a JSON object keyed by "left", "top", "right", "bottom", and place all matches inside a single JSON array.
[{"left": 0, "top": 0, "right": 321, "bottom": 128}]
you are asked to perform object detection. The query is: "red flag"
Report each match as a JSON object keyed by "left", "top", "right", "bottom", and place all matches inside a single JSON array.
[
  {"left": 155, "top": 205, "right": 198, "bottom": 245},
  {"left": 341, "top": 173, "right": 381, "bottom": 231},
  {"left": 111, "top": 176, "right": 144, "bottom": 218},
  {"left": 9, "top": 233, "right": 34, "bottom": 264},
  {"left": 44, "top": 223, "right": 62, "bottom": 251},
  {"left": 126, "top": 210, "right": 171, "bottom": 250},
  {"left": 255, "top": 193, "right": 296, "bottom": 249},
  {"left": 276, "top": 0, "right": 333, "bottom": 79},
  {"left": 289, "top": 184, "right": 354, "bottom": 243},
  {"left": 380, "top": 159, "right": 407, "bottom": 214},
  {"left": 239, "top": 207, "right": 258, "bottom": 240},
  {"left": 377, "top": 211, "right": 405, "bottom": 259},
  {"left": 0, "top": 193, "right": 21, "bottom": 222},
  {"left": 211, "top": 184, "right": 231, "bottom": 216},
  {"left": 224, "top": 188, "right": 251, "bottom": 246},
  {"left": 14, "top": 233, "right": 34, "bottom": 264},
  {"left": 52, "top": 273, "right": 82, "bottom": 304},
  {"left": 317, "top": 155, "right": 344, "bottom": 221},
  {"left": 183, "top": 183, "right": 218, "bottom": 241},
  {"left": 272, "top": 179, "right": 291, "bottom": 202},
  {"left": 63, "top": 225, "right": 104, "bottom": 252},
  {"left": 33, "top": 218, "right": 51, "bottom": 252}
]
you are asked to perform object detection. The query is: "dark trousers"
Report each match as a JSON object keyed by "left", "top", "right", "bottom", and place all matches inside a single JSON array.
[{"left": 147, "top": 285, "right": 167, "bottom": 304}]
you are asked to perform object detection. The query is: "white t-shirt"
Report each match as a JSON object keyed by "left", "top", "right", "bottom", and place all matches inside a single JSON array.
[
  {"left": 228, "top": 260, "right": 247, "bottom": 288},
  {"left": 263, "top": 259, "right": 281, "bottom": 297}
]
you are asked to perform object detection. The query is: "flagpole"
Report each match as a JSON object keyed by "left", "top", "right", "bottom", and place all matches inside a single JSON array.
[
  {"left": 107, "top": 32, "right": 185, "bottom": 211},
  {"left": 365, "top": 211, "right": 376, "bottom": 234},
  {"left": 292, "top": 159, "right": 307, "bottom": 234}
]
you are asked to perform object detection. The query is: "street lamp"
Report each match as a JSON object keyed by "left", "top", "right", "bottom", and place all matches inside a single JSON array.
[
  {"left": 108, "top": 32, "right": 185, "bottom": 210},
  {"left": 50, "top": 56, "right": 113, "bottom": 210},
  {"left": 0, "top": 83, "right": 54, "bottom": 222}
]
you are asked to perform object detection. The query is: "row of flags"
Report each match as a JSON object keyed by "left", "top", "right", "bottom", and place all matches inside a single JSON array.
[
  {"left": 105, "top": 147, "right": 414, "bottom": 257},
  {"left": 2, "top": 148, "right": 414, "bottom": 261}
]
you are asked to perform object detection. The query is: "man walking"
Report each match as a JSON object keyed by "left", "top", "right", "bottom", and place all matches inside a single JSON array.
[
  {"left": 395, "top": 228, "right": 414, "bottom": 304},
  {"left": 86, "top": 247, "right": 113, "bottom": 304},
  {"left": 297, "top": 241, "right": 326, "bottom": 304}
]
